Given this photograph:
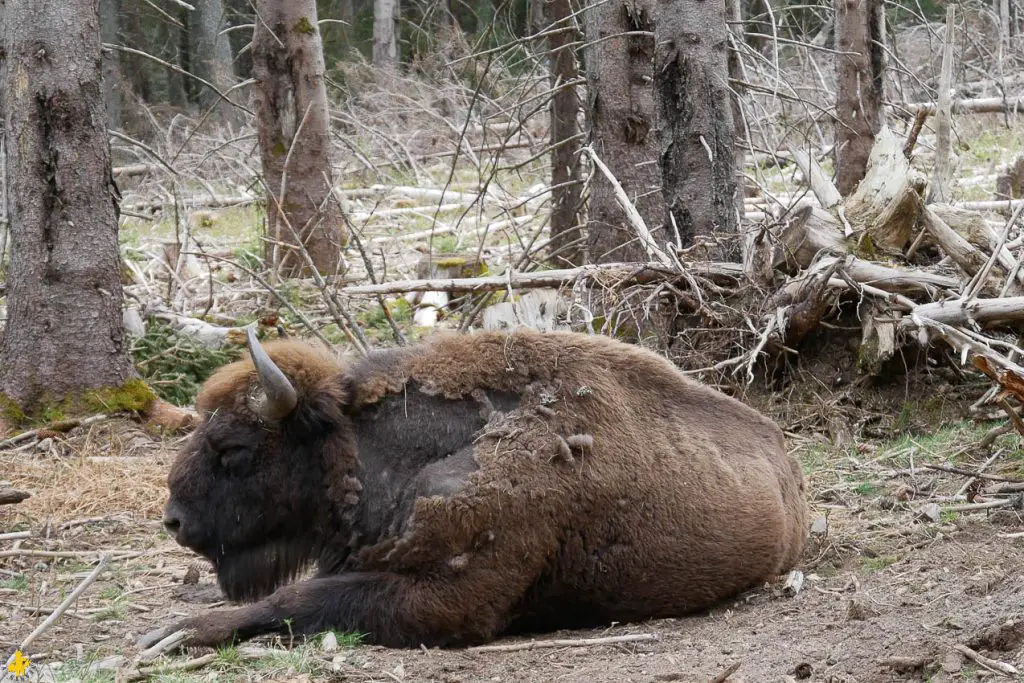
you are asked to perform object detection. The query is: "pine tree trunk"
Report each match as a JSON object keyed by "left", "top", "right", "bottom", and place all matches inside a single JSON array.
[
  {"left": 0, "top": 0, "right": 136, "bottom": 412},
  {"left": 373, "top": 0, "right": 399, "bottom": 65},
  {"left": 583, "top": 0, "right": 663, "bottom": 264},
  {"left": 99, "top": 0, "right": 121, "bottom": 130},
  {"left": 835, "top": 0, "right": 884, "bottom": 196},
  {"left": 190, "top": 0, "right": 239, "bottom": 125},
  {"left": 656, "top": 0, "right": 737, "bottom": 251},
  {"left": 252, "top": 0, "right": 347, "bottom": 278},
  {"left": 546, "top": 0, "right": 583, "bottom": 266}
]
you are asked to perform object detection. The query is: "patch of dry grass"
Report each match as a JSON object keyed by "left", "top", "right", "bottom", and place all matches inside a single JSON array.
[{"left": 2, "top": 420, "right": 176, "bottom": 525}]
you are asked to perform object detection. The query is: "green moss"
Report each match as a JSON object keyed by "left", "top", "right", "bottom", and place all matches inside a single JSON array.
[
  {"left": 293, "top": 16, "right": 316, "bottom": 34},
  {"left": 0, "top": 379, "right": 155, "bottom": 428},
  {"left": 0, "top": 393, "right": 26, "bottom": 424},
  {"left": 272, "top": 141, "right": 288, "bottom": 158},
  {"left": 81, "top": 379, "right": 156, "bottom": 414}
]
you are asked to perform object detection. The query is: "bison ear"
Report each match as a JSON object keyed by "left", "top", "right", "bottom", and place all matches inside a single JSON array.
[{"left": 246, "top": 327, "right": 299, "bottom": 421}]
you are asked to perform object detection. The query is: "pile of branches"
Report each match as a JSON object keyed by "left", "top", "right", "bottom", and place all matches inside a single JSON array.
[{"left": 337, "top": 120, "right": 1024, "bottom": 415}]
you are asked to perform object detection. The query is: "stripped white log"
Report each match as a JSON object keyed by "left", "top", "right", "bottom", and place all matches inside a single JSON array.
[{"left": 790, "top": 150, "right": 841, "bottom": 209}]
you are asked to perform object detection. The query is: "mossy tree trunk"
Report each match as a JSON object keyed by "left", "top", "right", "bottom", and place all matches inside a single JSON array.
[
  {"left": 0, "top": 0, "right": 138, "bottom": 415},
  {"left": 582, "top": 0, "right": 664, "bottom": 263},
  {"left": 834, "top": 0, "right": 884, "bottom": 196},
  {"left": 655, "top": 0, "right": 737, "bottom": 251},
  {"left": 252, "top": 0, "right": 347, "bottom": 278}
]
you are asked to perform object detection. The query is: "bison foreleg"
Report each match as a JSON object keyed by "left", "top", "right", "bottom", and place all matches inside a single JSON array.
[{"left": 140, "top": 571, "right": 502, "bottom": 650}]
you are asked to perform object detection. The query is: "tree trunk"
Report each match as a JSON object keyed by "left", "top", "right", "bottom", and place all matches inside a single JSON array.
[
  {"left": 834, "top": 0, "right": 884, "bottom": 196},
  {"left": 0, "top": 0, "right": 137, "bottom": 413},
  {"left": 99, "top": 0, "right": 121, "bottom": 130},
  {"left": 252, "top": 0, "right": 347, "bottom": 278},
  {"left": 656, "top": 0, "right": 738, "bottom": 252},
  {"left": 583, "top": 0, "right": 664, "bottom": 264},
  {"left": 546, "top": 0, "right": 583, "bottom": 266},
  {"left": 190, "top": 0, "right": 239, "bottom": 125},
  {"left": 122, "top": 5, "right": 152, "bottom": 104},
  {"left": 373, "top": 0, "right": 399, "bottom": 66}
]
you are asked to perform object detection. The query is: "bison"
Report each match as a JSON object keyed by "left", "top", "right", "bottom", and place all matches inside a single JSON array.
[{"left": 141, "top": 328, "right": 807, "bottom": 650}]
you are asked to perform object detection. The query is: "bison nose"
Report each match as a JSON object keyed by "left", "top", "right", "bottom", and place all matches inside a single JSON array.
[
  {"left": 162, "top": 500, "right": 186, "bottom": 537},
  {"left": 163, "top": 514, "right": 181, "bottom": 535}
]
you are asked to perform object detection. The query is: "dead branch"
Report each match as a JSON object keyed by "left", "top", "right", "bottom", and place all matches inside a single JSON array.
[
  {"left": 952, "top": 644, "right": 1020, "bottom": 676},
  {"left": 343, "top": 262, "right": 743, "bottom": 296},
  {"left": 468, "top": 633, "right": 657, "bottom": 653},
  {"left": 0, "top": 414, "right": 112, "bottom": 450},
  {"left": 905, "top": 95, "right": 1024, "bottom": 116},
  {"left": 927, "top": 6, "right": 957, "bottom": 204},
  {"left": 790, "top": 150, "right": 841, "bottom": 209},
  {"left": 15, "top": 554, "right": 110, "bottom": 656},
  {"left": 709, "top": 661, "right": 743, "bottom": 683},
  {"left": 0, "top": 489, "right": 31, "bottom": 506}
]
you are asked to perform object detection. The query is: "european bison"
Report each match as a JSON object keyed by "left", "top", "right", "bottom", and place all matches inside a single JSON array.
[{"left": 142, "top": 328, "right": 807, "bottom": 650}]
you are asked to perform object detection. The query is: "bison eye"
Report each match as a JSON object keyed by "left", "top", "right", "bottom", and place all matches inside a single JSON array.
[{"left": 219, "top": 446, "right": 253, "bottom": 472}]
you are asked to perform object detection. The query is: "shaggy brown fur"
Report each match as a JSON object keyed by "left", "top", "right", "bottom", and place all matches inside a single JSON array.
[{"left": 143, "top": 329, "right": 808, "bottom": 650}]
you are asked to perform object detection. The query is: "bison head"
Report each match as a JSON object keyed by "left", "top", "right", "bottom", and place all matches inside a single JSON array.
[{"left": 162, "top": 329, "right": 355, "bottom": 602}]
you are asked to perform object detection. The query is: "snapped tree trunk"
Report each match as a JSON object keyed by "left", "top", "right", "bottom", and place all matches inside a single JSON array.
[
  {"left": 834, "top": 0, "right": 884, "bottom": 196},
  {"left": 99, "top": 0, "right": 121, "bottom": 130},
  {"left": 252, "top": 0, "right": 347, "bottom": 278},
  {"left": 0, "top": 0, "right": 137, "bottom": 413},
  {"left": 583, "top": 0, "right": 664, "bottom": 263},
  {"left": 373, "top": 0, "right": 399, "bottom": 66},
  {"left": 189, "top": 0, "right": 240, "bottom": 126},
  {"left": 546, "top": 0, "right": 584, "bottom": 266},
  {"left": 655, "top": 0, "right": 738, "bottom": 252}
]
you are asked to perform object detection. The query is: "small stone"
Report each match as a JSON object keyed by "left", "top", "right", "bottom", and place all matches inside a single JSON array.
[
  {"left": 330, "top": 654, "right": 346, "bottom": 672},
  {"left": 941, "top": 650, "right": 964, "bottom": 673},
  {"left": 36, "top": 438, "right": 53, "bottom": 453},
  {"left": 810, "top": 517, "right": 828, "bottom": 535},
  {"left": 321, "top": 631, "right": 339, "bottom": 653}
]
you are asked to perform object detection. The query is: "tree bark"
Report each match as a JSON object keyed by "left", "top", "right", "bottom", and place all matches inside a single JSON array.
[
  {"left": 582, "top": 0, "right": 664, "bottom": 264},
  {"left": 189, "top": 0, "right": 239, "bottom": 125},
  {"left": 252, "top": 0, "right": 347, "bottom": 278},
  {"left": 373, "top": 0, "right": 399, "bottom": 66},
  {"left": 545, "top": 0, "right": 583, "bottom": 266},
  {"left": 99, "top": 0, "right": 121, "bottom": 130},
  {"left": 655, "top": 0, "right": 737, "bottom": 252},
  {"left": 834, "top": 0, "right": 884, "bottom": 196},
  {"left": 0, "top": 0, "right": 136, "bottom": 411}
]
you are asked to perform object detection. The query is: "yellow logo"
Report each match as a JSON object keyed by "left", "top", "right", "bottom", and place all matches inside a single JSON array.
[{"left": 6, "top": 651, "right": 29, "bottom": 679}]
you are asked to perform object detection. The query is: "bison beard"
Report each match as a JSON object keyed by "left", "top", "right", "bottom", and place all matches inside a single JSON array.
[
  {"left": 213, "top": 536, "right": 320, "bottom": 603},
  {"left": 142, "top": 329, "right": 809, "bottom": 651}
]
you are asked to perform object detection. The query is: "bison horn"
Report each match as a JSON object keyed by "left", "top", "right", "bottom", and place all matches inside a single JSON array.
[{"left": 246, "top": 326, "right": 298, "bottom": 421}]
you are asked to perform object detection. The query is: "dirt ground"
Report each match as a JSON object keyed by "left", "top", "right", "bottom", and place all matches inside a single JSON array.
[{"left": 2, "top": 417, "right": 1024, "bottom": 683}]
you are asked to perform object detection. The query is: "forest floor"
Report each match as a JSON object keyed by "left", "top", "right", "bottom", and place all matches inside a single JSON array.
[{"left": 2, "top": 405, "right": 1024, "bottom": 683}]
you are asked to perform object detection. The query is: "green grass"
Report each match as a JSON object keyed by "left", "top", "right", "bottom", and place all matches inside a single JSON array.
[{"left": 0, "top": 574, "right": 27, "bottom": 591}]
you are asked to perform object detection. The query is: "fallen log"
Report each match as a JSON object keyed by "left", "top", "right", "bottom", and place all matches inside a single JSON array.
[
  {"left": 905, "top": 95, "right": 1024, "bottom": 116},
  {"left": 910, "top": 296, "right": 1024, "bottom": 327},
  {"left": 343, "top": 262, "right": 745, "bottom": 296},
  {"left": 919, "top": 207, "right": 1020, "bottom": 295}
]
